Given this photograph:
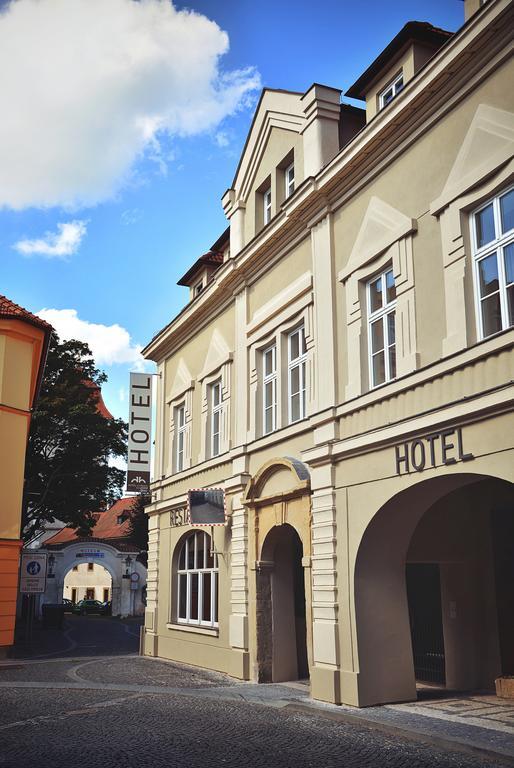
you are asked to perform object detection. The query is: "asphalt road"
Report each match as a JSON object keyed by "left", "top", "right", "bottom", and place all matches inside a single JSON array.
[{"left": 0, "top": 617, "right": 509, "bottom": 768}]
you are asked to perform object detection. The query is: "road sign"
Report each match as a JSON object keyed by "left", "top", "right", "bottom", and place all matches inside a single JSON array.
[
  {"left": 130, "top": 572, "right": 140, "bottom": 582},
  {"left": 20, "top": 553, "right": 48, "bottom": 594}
]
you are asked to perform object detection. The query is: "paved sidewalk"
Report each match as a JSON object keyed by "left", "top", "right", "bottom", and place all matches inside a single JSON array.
[{"left": 0, "top": 652, "right": 513, "bottom": 766}]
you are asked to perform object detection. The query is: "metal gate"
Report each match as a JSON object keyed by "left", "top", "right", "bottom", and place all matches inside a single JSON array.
[{"left": 406, "top": 563, "right": 446, "bottom": 684}]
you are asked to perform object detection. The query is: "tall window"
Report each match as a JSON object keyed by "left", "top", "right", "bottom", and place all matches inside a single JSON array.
[
  {"left": 87, "top": 562, "right": 94, "bottom": 572},
  {"left": 262, "top": 344, "right": 277, "bottom": 434},
  {"left": 175, "top": 403, "right": 186, "bottom": 472},
  {"left": 177, "top": 531, "right": 218, "bottom": 628},
  {"left": 210, "top": 380, "right": 222, "bottom": 457},
  {"left": 288, "top": 326, "right": 307, "bottom": 423},
  {"left": 368, "top": 268, "right": 396, "bottom": 387},
  {"left": 263, "top": 188, "right": 272, "bottom": 225},
  {"left": 285, "top": 163, "right": 295, "bottom": 199},
  {"left": 472, "top": 187, "right": 514, "bottom": 339},
  {"left": 379, "top": 73, "right": 404, "bottom": 109}
]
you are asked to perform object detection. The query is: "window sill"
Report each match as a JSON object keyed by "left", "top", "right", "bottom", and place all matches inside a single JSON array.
[{"left": 166, "top": 622, "right": 219, "bottom": 637}]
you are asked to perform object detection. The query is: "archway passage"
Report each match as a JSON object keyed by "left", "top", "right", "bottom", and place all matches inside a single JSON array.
[
  {"left": 354, "top": 474, "right": 514, "bottom": 707},
  {"left": 256, "top": 524, "right": 309, "bottom": 683},
  {"left": 64, "top": 562, "right": 112, "bottom": 606}
]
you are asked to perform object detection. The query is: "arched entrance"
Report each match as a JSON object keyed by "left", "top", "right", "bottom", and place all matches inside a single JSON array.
[
  {"left": 256, "top": 524, "right": 309, "bottom": 683},
  {"left": 243, "top": 457, "right": 312, "bottom": 685},
  {"left": 63, "top": 561, "right": 113, "bottom": 605},
  {"left": 354, "top": 473, "right": 514, "bottom": 706}
]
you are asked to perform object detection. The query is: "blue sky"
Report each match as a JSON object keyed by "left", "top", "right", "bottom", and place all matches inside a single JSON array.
[{"left": 1, "top": 0, "right": 464, "bottom": 422}]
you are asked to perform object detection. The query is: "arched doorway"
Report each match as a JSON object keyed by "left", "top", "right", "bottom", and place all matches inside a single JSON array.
[
  {"left": 256, "top": 524, "right": 309, "bottom": 683},
  {"left": 63, "top": 561, "right": 113, "bottom": 605},
  {"left": 354, "top": 473, "right": 514, "bottom": 706}
]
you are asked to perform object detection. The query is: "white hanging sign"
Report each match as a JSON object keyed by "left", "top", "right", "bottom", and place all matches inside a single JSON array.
[{"left": 127, "top": 373, "right": 152, "bottom": 494}]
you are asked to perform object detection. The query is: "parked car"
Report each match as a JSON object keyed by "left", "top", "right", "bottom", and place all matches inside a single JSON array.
[
  {"left": 71, "top": 599, "right": 109, "bottom": 616},
  {"left": 61, "top": 598, "right": 74, "bottom": 613}
]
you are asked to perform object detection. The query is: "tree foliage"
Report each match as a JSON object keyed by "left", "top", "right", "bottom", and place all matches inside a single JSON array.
[{"left": 23, "top": 334, "right": 127, "bottom": 541}]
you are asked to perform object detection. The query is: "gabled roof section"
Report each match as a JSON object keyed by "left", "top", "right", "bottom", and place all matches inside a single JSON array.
[
  {"left": 346, "top": 21, "right": 453, "bottom": 100},
  {"left": 0, "top": 294, "right": 52, "bottom": 332},
  {"left": 229, "top": 87, "right": 305, "bottom": 201},
  {"left": 177, "top": 227, "right": 228, "bottom": 287},
  {"left": 44, "top": 497, "right": 136, "bottom": 547}
]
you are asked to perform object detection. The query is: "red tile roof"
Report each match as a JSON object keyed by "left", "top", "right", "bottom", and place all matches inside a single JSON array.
[
  {"left": 83, "top": 380, "right": 114, "bottom": 419},
  {"left": 44, "top": 497, "right": 136, "bottom": 546},
  {"left": 0, "top": 294, "right": 53, "bottom": 332}
]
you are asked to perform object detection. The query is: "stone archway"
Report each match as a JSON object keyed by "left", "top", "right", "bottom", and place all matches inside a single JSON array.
[
  {"left": 38, "top": 541, "right": 144, "bottom": 618},
  {"left": 353, "top": 472, "right": 514, "bottom": 707},
  {"left": 243, "top": 457, "right": 312, "bottom": 684}
]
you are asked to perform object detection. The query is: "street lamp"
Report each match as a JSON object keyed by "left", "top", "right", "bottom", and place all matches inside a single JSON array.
[
  {"left": 48, "top": 553, "right": 55, "bottom": 576},
  {"left": 124, "top": 555, "right": 132, "bottom": 576}
]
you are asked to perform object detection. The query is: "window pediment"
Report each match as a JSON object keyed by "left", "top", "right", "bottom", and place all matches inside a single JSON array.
[
  {"left": 430, "top": 104, "right": 514, "bottom": 216},
  {"left": 339, "top": 196, "right": 417, "bottom": 282},
  {"left": 167, "top": 359, "right": 194, "bottom": 403},
  {"left": 198, "top": 329, "right": 232, "bottom": 382}
]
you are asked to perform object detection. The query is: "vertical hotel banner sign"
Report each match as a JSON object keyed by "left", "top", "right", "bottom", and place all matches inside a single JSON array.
[{"left": 127, "top": 373, "right": 152, "bottom": 494}]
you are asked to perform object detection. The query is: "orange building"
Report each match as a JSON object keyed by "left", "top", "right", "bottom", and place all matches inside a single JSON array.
[{"left": 0, "top": 295, "right": 51, "bottom": 655}]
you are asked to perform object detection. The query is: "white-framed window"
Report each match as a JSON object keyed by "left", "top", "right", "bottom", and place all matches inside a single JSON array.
[
  {"left": 263, "top": 188, "right": 272, "bottom": 225},
  {"left": 367, "top": 268, "right": 397, "bottom": 387},
  {"left": 471, "top": 187, "right": 514, "bottom": 339},
  {"left": 288, "top": 326, "right": 307, "bottom": 423},
  {"left": 175, "top": 403, "right": 186, "bottom": 472},
  {"left": 379, "top": 72, "right": 404, "bottom": 109},
  {"left": 177, "top": 531, "right": 218, "bottom": 628},
  {"left": 210, "top": 379, "right": 222, "bottom": 457},
  {"left": 262, "top": 344, "right": 277, "bottom": 435},
  {"left": 285, "top": 163, "right": 295, "bottom": 199},
  {"left": 194, "top": 281, "right": 204, "bottom": 297}
]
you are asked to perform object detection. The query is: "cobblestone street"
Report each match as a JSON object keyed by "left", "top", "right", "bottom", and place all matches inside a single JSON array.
[{"left": 0, "top": 616, "right": 512, "bottom": 768}]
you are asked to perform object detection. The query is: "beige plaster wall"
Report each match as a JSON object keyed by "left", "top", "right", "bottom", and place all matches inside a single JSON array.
[
  {"left": 243, "top": 127, "right": 304, "bottom": 243},
  {"left": 247, "top": 237, "right": 311, "bottom": 320},
  {"left": 333, "top": 59, "right": 513, "bottom": 404}
]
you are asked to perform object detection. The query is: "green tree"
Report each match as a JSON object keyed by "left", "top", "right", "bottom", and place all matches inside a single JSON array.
[
  {"left": 128, "top": 493, "right": 150, "bottom": 566},
  {"left": 22, "top": 334, "right": 127, "bottom": 541}
]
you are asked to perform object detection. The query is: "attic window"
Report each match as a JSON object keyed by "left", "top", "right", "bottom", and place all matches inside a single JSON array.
[
  {"left": 117, "top": 514, "right": 128, "bottom": 525},
  {"left": 263, "top": 188, "right": 272, "bottom": 225},
  {"left": 379, "top": 73, "right": 404, "bottom": 109},
  {"left": 194, "top": 281, "right": 204, "bottom": 297}
]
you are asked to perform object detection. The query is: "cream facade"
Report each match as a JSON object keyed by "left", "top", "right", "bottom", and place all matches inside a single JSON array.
[{"left": 143, "top": 0, "right": 514, "bottom": 707}]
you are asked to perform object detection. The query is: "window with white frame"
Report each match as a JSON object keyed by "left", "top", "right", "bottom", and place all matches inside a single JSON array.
[
  {"left": 262, "top": 344, "right": 277, "bottom": 434},
  {"left": 367, "top": 268, "right": 396, "bottom": 387},
  {"left": 194, "top": 281, "right": 204, "bottom": 297},
  {"left": 175, "top": 403, "right": 186, "bottom": 472},
  {"left": 379, "top": 73, "right": 404, "bottom": 109},
  {"left": 176, "top": 531, "right": 218, "bottom": 628},
  {"left": 288, "top": 326, "right": 307, "bottom": 423},
  {"left": 471, "top": 187, "right": 514, "bottom": 339},
  {"left": 210, "top": 379, "right": 222, "bottom": 457},
  {"left": 285, "top": 162, "right": 295, "bottom": 199},
  {"left": 263, "top": 188, "right": 272, "bottom": 225}
]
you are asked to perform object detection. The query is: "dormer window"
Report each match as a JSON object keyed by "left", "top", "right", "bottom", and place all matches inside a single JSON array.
[
  {"left": 263, "top": 188, "right": 272, "bottom": 225},
  {"left": 379, "top": 73, "right": 404, "bottom": 109},
  {"left": 194, "top": 281, "right": 204, "bottom": 297},
  {"left": 285, "top": 163, "right": 295, "bottom": 199}
]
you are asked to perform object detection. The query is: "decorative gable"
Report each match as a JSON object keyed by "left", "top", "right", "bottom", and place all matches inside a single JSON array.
[
  {"left": 167, "top": 358, "right": 194, "bottom": 402},
  {"left": 198, "top": 329, "right": 232, "bottom": 382},
  {"left": 339, "top": 196, "right": 417, "bottom": 281},
  {"left": 431, "top": 104, "right": 514, "bottom": 215}
]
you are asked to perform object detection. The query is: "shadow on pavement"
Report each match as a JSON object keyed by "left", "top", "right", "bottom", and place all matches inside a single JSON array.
[{"left": 11, "top": 614, "right": 143, "bottom": 659}]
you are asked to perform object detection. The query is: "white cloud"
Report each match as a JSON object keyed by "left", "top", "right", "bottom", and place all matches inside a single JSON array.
[
  {"left": 121, "top": 208, "right": 143, "bottom": 226},
  {"left": 0, "top": 0, "right": 261, "bottom": 210},
  {"left": 13, "top": 220, "right": 87, "bottom": 258},
  {"left": 37, "top": 308, "right": 147, "bottom": 369},
  {"left": 215, "top": 131, "right": 230, "bottom": 148}
]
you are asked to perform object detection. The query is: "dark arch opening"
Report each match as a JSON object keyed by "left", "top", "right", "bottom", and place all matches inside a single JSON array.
[
  {"left": 256, "top": 523, "right": 308, "bottom": 683},
  {"left": 354, "top": 473, "right": 514, "bottom": 706}
]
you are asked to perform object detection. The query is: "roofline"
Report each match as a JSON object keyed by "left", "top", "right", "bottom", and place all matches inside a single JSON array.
[{"left": 345, "top": 21, "right": 453, "bottom": 99}]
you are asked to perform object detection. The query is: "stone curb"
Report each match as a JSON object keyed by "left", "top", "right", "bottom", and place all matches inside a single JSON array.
[{"left": 285, "top": 702, "right": 514, "bottom": 766}]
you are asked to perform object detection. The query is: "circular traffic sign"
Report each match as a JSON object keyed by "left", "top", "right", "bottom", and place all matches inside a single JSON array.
[
  {"left": 130, "top": 572, "right": 140, "bottom": 582},
  {"left": 26, "top": 561, "right": 41, "bottom": 575}
]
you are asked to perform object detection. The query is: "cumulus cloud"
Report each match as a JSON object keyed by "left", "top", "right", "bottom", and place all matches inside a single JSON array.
[
  {"left": 0, "top": 0, "right": 261, "bottom": 210},
  {"left": 13, "top": 220, "right": 87, "bottom": 258},
  {"left": 37, "top": 308, "right": 146, "bottom": 369}
]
